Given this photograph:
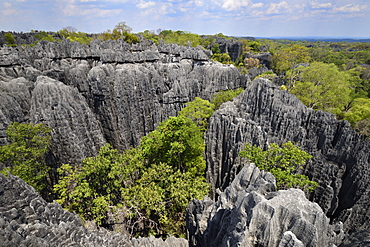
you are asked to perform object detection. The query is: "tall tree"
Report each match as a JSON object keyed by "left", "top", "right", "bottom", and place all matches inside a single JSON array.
[
  {"left": 272, "top": 44, "right": 310, "bottom": 74},
  {"left": 288, "top": 62, "right": 352, "bottom": 115},
  {"left": 0, "top": 122, "right": 52, "bottom": 192}
]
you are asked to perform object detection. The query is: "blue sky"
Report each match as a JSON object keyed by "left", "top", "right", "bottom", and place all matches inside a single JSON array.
[{"left": 1, "top": 0, "right": 369, "bottom": 38}]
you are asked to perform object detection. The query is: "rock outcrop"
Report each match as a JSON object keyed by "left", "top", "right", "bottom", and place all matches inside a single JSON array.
[
  {"left": 0, "top": 39, "right": 247, "bottom": 164},
  {"left": 205, "top": 78, "right": 370, "bottom": 236},
  {"left": 0, "top": 173, "right": 188, "bottom": 246},
  {"left": 186, "top": 163, "right": 344, "bottom": 247},
  {"left": 212, "top": 37, "right": 244, "bottom": 62}
]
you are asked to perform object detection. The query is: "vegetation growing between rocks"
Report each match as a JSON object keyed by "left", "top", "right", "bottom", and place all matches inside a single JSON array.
[
  {"left": 54, "top": 98, "right": 214, "bottom": 238},
  {"left": 239, "top": 141, "right": 318, "bottom": 192},
  {"left": 0, "top": 122, "right": 52, "bottom": 193},
  {"left": 211, "top": 88, "right": 245, "bottom": 110}
]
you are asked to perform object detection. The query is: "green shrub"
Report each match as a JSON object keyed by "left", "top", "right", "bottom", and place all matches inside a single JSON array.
[
  {"left": 4, "top": 32, "right": 16, "bottom": 46},
  {"left": 239, "top": 141, "right": 317, "bottom": 192},
  {"left": 0, "top": 122, "right": 52, "bottom": 192},
  {"left": 211, "top": 88, "right": 244, "bottom": 109}
]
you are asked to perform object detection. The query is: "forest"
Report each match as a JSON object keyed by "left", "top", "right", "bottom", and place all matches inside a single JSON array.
[{"left": 1, "top": 23, "right": 370, "bottom": 239}]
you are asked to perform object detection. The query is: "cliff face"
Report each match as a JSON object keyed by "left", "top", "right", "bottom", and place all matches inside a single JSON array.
[
  {"left": 0, "top": 39, "right": 246, "bottom": 164},
  {"left": 205, "top": 78, "right": 370, "bottom": 234}
]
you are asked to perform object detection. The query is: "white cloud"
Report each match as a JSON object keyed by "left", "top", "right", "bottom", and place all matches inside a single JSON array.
[
  {"left": 266, "top": 1, "right": 289, "bottom": 15},
  {"left": 310, "top": 1, "right": 332, "bottom": 9},
  {"left": 139, "top": 2, "right": 175, "bottom": 18},
  {"left": 251, "top": 3, "right": 263, "bottom": 8},
  {"left": 334, "top": 4, "right": 365, "bottom": 13},
  {"left": 2, "top": 8, "right": 18, "bottom": 16},
  {"left": 137, "top": 1, "right": 156, "bottom": 9},
  {"left": 221, "top": 0, "right": 251, "bottom": 11},
  {"left": 4, "top": 2, "right": 12, "bottom": 8},
  {"left": 62, "top": 4, "right": 121, "bottom": 17}
]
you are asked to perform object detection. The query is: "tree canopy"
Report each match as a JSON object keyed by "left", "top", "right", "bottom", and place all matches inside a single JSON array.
[
  {"left": 54, "top": 99, "right": 211, "bottom": 238},
  {"left": 0, "top": 122, "right": 52, "bottom": 192},
  {"left": 287, "top": 62, "right": 353, "bottom": 115},
  {"left": 239, "top": 141, "right": 317, "bottom": 192}
]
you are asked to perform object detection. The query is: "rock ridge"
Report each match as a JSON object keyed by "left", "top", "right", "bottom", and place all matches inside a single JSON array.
[
  {"left": 0, "top": 39, "right": 247, "bottom": 164},
  {"left": 205, "top": 78, "right": 370, "bottom": 235},
  {"left": 186, "top": 163, "right": 344, "bottom": 247}
]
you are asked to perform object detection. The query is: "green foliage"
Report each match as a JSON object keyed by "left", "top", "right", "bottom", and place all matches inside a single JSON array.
[
  {"left": 255, "top": 71, "right": 278, "bottom": 81},
  {"left": 287, "top": 62, "right": 352, "bottom": 115},
  {"left": 4, "top": 32, "right": 16, "bottom": 46},
  {"left": 246, "top": 40, "right": 261, "bottom": 52},
  {"left": 140, "top": 116, "right": 206, "bottom": 177},
  {"left": 272, "top": 44, "right": 311, "bottom": 74},
  {"left": 343, "top": 98, "right": 370, "bottom": 126},
  {"left": 239, "top": 142, "right": 317, "bottom": 192},
  {"left": 178, "top": 97, "right": 215, "bottom": 131},
  {"left": 120, "top": 161, "right": 208, "bottom": 237},
  {"left": 158, "top": 30, "right": 203, "bottom": 47},
  {"left": 211, "top": 53, "right": 232, "bottom": 64},
  {"left": 139, "top": 30, "right": 159, "bottom": 44},
  {"left": 34, "top": 31, "right": 56, "bottom": 42},
  {"left": 211, "top": 43, "right": 221, "bottom": 54},
  {"left": 98, "top": 22, "right": 140, "bottom": 44},
  {"left": 55, "top": 105, "right": 210, "bottom": 237},
  {"left": 211, "top": 88, "right": 245, "bottom": 110},
  {"left": 54, "top": 144, "right": 138, "bottom": 225},
  {"left": 58, "top": 28, "right": 92, "bottom": 44},
  {"left": 0, "top": 122, "right": 52, "bottom": 192}
]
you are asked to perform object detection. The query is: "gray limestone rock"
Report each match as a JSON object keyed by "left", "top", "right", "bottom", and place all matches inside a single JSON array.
[
  {"left": 205, "top": 78, "right": 370, "bottom": 235},
  {"left": 212, "top": 37, "right": 243, "bottom": 62},
  {"left": 0, "top": 39, "right": 245, "bottom": 164},
  {"left": 0, "top": 173, "right": 188, "bottom": 247},
  {"left": 187, "top": 163, "right": 343, "bottom": 247}
]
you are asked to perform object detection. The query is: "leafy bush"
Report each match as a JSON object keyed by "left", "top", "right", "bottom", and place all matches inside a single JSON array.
[
  {"left": 0, "top": 122, "right": 52, "bottom": 192},
  {"left": 58, "top": 28, "right": 92, "bottom": 44},
  {"left": 98, "top": 22, "right": 140, "bottom": 44},
  {"left": 211, "top": 53, "right": 232, "bottom": 64},
  {"left": 239, "top": 141, "right": 317, "bottom": 192},
  {"left": 34, "top": 31, "right": 56, "bottom": 42},
  {"left": 4, "top": 32, "right": 16, "bottom": 46},
  {"left": 211, "top": 88, "right": 245, "bottom": 109},
  {"left": 272, "top": 44, "right": 310, "bottom": 74},
  {"left": 178, "top": 97, "right": 215, "bottom": 131}
]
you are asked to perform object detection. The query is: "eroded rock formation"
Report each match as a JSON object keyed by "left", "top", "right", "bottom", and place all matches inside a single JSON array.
[
  {"left": 205, "top": 78, "right": 370, "bottom": 237},
  {"left": 1, "top": 38, "right": 369, "bottom": 245},
  {"left": 0, "top": 173, "right": 188, "bottom": 246},
  {"left": 186, "top": 163, "right": 344, "bottom": 247},
  {"left": 0, "top": 39, "right": 246, "bottom": 164}
]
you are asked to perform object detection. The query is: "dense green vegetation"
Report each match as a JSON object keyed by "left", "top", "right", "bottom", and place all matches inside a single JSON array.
[
  {"left": 53, "top": 93, "right": 249, "bottom": 237},
  {"left": 54, "top": 99, "right": 213, "bottom": 238},
  {"left": 0, "top": 122, "right": 52, "bottom": 192},
  {"left": 239, "top": 142, "right": 317, "bottom": 192},
  {"left": 261, "top": 39, "right": 370, "bottom": 138}
]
